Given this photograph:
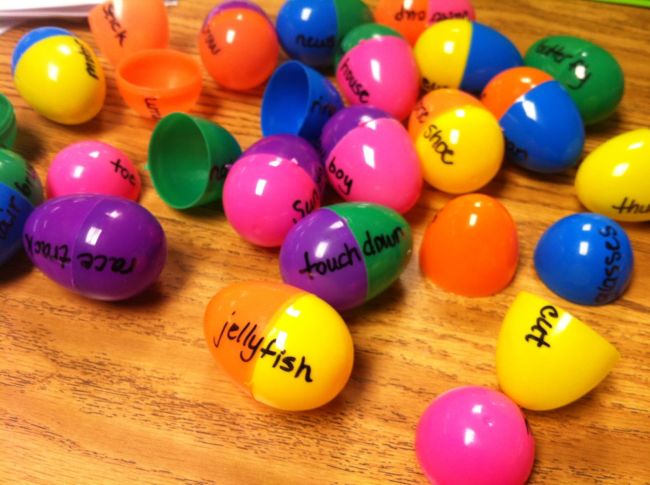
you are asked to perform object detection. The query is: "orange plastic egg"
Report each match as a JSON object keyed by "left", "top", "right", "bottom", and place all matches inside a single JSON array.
[
  {"left": 420, "top": 194, "right": 519, "bottom": 296},
  {"left": 199, "top": 6, "right": 280, "bottom": 91}
]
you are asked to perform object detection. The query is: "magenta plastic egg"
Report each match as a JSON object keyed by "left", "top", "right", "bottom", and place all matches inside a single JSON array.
[
  {"left": 323, "top": 111, "right": 422, "bottom": 214},
  {"left": 416, "top": 386, "right": 535, "bottom": 485},
  {"left": 223, "top": 152, "right": 321, "bottom": 247},
  {"left": 47, "top": 141, "right": 141, "bottom": 200},
  {"left": 336, "top": 32, "right": 419, "bottom": 120},
  {"left": 22, "top": 194, "right": 167, "bottom": 301}
]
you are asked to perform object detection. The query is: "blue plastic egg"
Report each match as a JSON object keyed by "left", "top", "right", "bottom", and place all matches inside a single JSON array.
[
  {"left": 534, "top": 213, "right": 634, "bottom": 305},
  {"left": 276, "top": 0, "right": 372, "bottom": 68},
  {"left": 481, "top": 66, "right": 585, "bottom": 173}
]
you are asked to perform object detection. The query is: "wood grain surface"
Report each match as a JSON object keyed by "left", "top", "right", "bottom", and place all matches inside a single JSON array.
[{"left": 1, "top": 0, "right": 649, "bottom": 483}]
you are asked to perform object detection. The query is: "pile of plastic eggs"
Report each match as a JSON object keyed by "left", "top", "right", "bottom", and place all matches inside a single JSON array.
[{"left": 3, "top": 0, "right": 648, "bottom": 483}]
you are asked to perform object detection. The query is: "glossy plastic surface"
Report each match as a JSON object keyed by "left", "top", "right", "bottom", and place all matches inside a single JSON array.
[
  {"left": 420, "top": 194, "right": 518, "bottom": 296},
  {"left": 204, "top": 0, "right": 270, "bottom": 22},
  {"left": 496, "top": 292, "right": 620, "bottom": 411},
  {"left": 408, "top": 88, "right": 482, "bottom": 138},
  {"left": 0, "top": 149, "right": 43, "bottom": 207},
  {"left": 481, "top": 67, "right": 585, "bottom": 173},
  {"left": 47, "top": 141, "right": 141, "bottom": 200},
  {"left": 116, "top": 49, "right": 202, "bottom": 119},
  {"left": 414, "top": 102, "right": 504, "bottom": 193},
  {"left": 525, "top": 35, "right": 625, "bottom": 125},
  {"left": 280, "top": 203, "right": 412, "bottom": 310},
  {"left": 11, "top": 26, "right": 73, "bottom": 74},
  {"left": 262, "top": 61, "right": 343, "bottom": 144},
  {"left": 324, "top": 118, "right": 423, "bottom": 214},
  {"left": 0, "top": 184, "right": 34, "bottom": 266},
  {"left": 199, "top": 6, "right": 279, "bottom": 91},
  {"left": 276, "top": 0, "right": 339, "bottom": 67},
  {"left": 374, "top": 0, "right": 428, "bottom": 45},
  {"left": 276, "top": 0, "right": 371, "bottom": 68},
  {"left": 479, "top": 66, "right": 553, "bottom": 121},
  {"left": 203, "top": 280, "right": 354, "bottom": 411},
  {"left": 414, "top": 19, "right": 471, "bottom": 91},
  {"left": 320, "top": 106, "right": 390, "bottom": 158},
  {"left": 13, "top": 34, "right": 106, "bottom": 125},
  {"left": 223, "top": 153, "right": 321, "bottom": 247},
  {"left": 88, "top": 0, "right": 169, "bottom": 66},
  {"left": 460, "top": 22, "right": 523, "bottom": 93},
  {"left": 335, "top": 22, "right": 402, "bottom": 68},
  {"left": 243, "top": 134, "right": 325, "bottom": 195},
  {"left": 534, "top": 213, "right": 633, "bottom": 305},
  {"left": 428, "top": 0, "right": 475, "bottom": 24},
  {"left": 0, "top": 93, "right": 17, "bottom": 149},
  {"left": 148, "top": 113, "right": 242, "bottom": 209},
  {"left": 374, "top": 0, "right": 475, "bottom": 46},
  {"left": 416, "top": 386, "right": 535, "bottom": 485},
  {"left": 575, "top": 129, "right": 650, "bottom": 222},
  {"left": 22, "top": 194, "right": 167, "bottom": 301},
  {"left": 336, "top": 35, "right": 420, "bottom": 120}
]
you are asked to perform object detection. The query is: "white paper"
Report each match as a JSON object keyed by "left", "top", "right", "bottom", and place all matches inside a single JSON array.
[
  {"left": 0, "top": 1, "right": 178, "bottom": 18},
  {"left": 0, "top": 0, "right": 177, "bottom": 34}
]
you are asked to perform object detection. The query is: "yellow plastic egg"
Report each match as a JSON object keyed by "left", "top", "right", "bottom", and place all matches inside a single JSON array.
[
  {"left": 204, "top": 281, "right": 354, "bottom": 411},
  {"left": 411, "top": 89, "right": 504, "bottom": 194},
  {"left": 14, "top": 35, "right": 106, "bottom": 125},
  {"left": 496, "top": 292, "right": 619, "bottom": 411},
  {"left": 576, "top": 129, "right": 650, "bottom": 222}
]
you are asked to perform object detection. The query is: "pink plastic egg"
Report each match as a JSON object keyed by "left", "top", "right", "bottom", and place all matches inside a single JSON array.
[
  {"left": 416, "top": 386, "right": 535, "bottom": 485},
  {"left": 47, "top": 141, "right": 141, "bottom": 200},
  {"left": 223, "top": 152, "right": 321, "bottom": 247},
  {"left": 336, "top": 33, "right": 419, "bottom": 120},
  {"left": 324, "top": 115, "right": 422, "bottom": 214}
]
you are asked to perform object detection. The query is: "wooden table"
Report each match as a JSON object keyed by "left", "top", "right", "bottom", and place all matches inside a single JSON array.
[{"left": 1, "top": 0, "right": 649, "bottom": 483}]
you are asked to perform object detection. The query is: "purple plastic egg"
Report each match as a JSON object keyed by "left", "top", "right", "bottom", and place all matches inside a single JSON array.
[{"left": 23, "top": 194, "right": 166, "bottom": 301}]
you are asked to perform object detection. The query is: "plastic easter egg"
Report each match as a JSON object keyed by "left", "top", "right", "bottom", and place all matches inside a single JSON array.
[
  {"left": 534, "top": 213, "right": 633, "bottom": 306},
  {"left": 334, "top": 22, "right": 402, "bottom": 71},
  {"left": 374, "top": 0, "right": 475, "bottom": 45},
  {"left": 0, "top": 93, "right": 18, "bottom": 149},
  {"left": 261, "top": 61, "right": 343, "bottom": 145},
  {"left": 420, "top": 194, "right": 518, "bottom": 296},
  {"left": 11, "top": 26, "right": 73, "bottom": 74},
  {"left": 204, "top": 280, "right": 354, "bottom": 411},
  {"left": 276, "top": 0, "right": 372, "bottom": 68},
  {"left": 414, "top": 19, "right": 522, "bottom": 94},
  {"left": 23, "top": 194, "right": 167, "bottom": 301},
  {"left": 243, "top": 134, "right": 325, "bottom": 195},
  {"left": 280, "top": 203, "right": 412, "bottom": 310},
  {"left": 0, "top": 185, "right": 34, "bottom": 266},
  {"left": 408, "top": 88, "right": 482, "bottom": 138},
  {"left": 323, "top": 113, "right": 423, "bottom": 214},
  {"left": 524, "top": 36, "right": 624, "bottom": 125},
  {"left": 575, "top": 129, "right": 650, "bottom": 222},
  {"left": 410, "top": 89, "right": 504, "bottom": 193},
  {"left": 0, "top": 149, "right": 42, "bottom": 264},
  {"left": 497, "top": 292, "right": 620, "bottom": 411},
  {"left": 13, "top": 33, "right": 106, "bottom": 125},
  {"left": 223, "top": 153, "right": 321, "bottom": 247},
  {"left": 88, "top": 0, "right": 169, "bottom": 66},
  {"left": 416, "top": 386, "right": 535, "bottom": 485},
  {"left": 0, "top": 149, "right": 43, "bottom": 207},
  {"left": 481, "top": 67, "right": 585, "bottom": 173},
  {"left": 47, "top": 141, "right": 141, "bottom": 200},
  {"left": 199, "top": 3, "right": 279, "bottom": 91},
  {"left": 321, "top": 105, "right": 390, "bottom": 158},
  {"left": 336, "top": 25, "right": 419, "bottom": 120}
]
